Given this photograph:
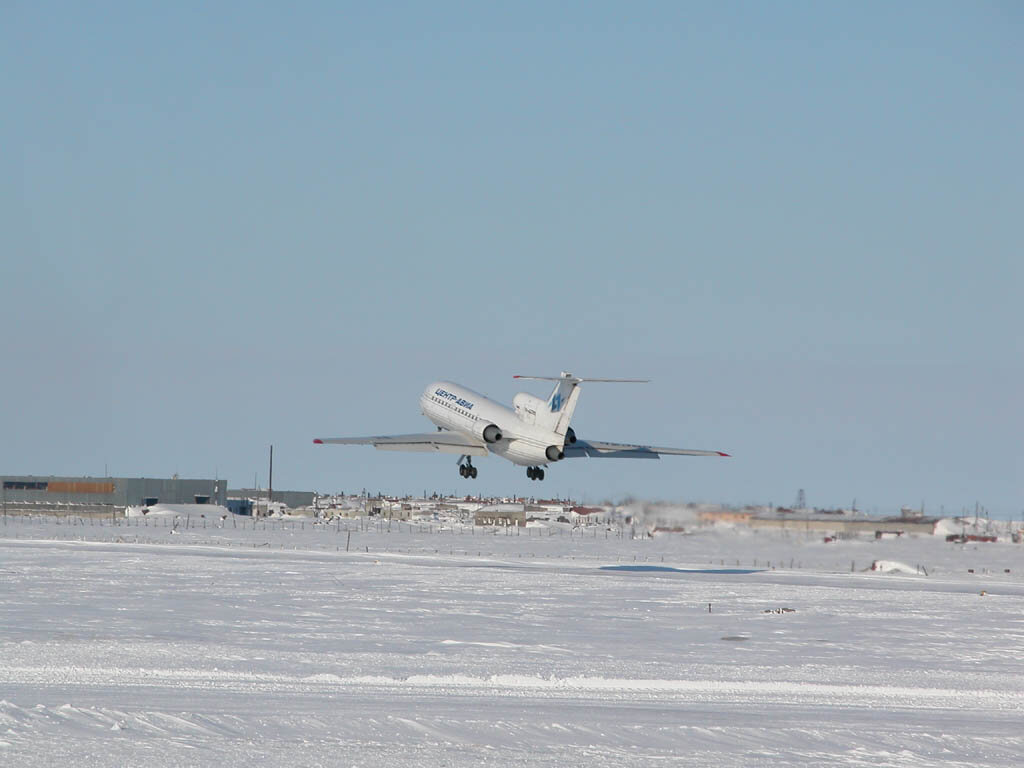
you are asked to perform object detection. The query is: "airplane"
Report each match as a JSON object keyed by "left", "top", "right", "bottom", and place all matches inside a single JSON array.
[{"left": 313, "top": 372, "right": 729, "bottom": 481}]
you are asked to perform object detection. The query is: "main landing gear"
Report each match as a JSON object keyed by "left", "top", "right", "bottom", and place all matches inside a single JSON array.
[
  {"left": 458, "top": 456, "right": 478, "bottom": 479},
  {"left": 526, "top": 466, "right": 545, "bottom": 481}
]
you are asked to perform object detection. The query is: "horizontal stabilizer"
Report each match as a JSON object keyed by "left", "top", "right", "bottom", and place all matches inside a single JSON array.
[
  {"left": 513, "top": 375, "right": 649, "bottom": 383},
  {"left": 564, "top": 439, "right": 730, "bottom": 459},
  {"left": 514, "top": 371, "right": 650, "bottom": 435}
]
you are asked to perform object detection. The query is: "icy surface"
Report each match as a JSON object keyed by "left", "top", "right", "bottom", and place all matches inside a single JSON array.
[{"left": 1, "top": 515, "right": 1022, "bottom": 766}]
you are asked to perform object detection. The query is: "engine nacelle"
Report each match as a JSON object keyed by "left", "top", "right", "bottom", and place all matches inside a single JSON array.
[
  {"left": 545, "top": 445, "right": 565, "bottom": 462},
  {"left": 564, "top": 427, "right": 577, "bottom": 444},
  {"left": 512, "top": 393, "right": 547, "bottom": 425},
  {"left": 478, "top": 423, "right": 503, "bottom": 444}
]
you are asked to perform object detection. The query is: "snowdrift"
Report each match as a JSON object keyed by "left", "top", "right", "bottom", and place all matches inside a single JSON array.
[
  {"left": 125, "top": 503, "right": 231, "bottom": 518},
  {"left": 869, "top": 559, "right": 919, "bottom": 575}
]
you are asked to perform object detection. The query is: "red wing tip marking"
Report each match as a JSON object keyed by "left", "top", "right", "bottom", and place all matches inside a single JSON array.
[
  {"left": 512, "top": 375, "right": 522, "bottom": 378},
  {"left": 718, "top": 452, "right": 731, "bottom": 457},
  {"left": 313, "top": 439, "right": 324, "bottom": 444}
]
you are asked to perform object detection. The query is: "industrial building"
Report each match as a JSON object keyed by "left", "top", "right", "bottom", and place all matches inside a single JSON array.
[
  {"left": 229, "top": 488, "right": 316, "bottom": 509},
  {"left": 1, "top": 475, "right": 226, "bottom": 514}
]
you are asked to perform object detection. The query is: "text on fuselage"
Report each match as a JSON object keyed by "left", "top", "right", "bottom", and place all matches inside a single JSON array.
[{"left": 435, "top": 389, "right": 474, "bottom": 410}]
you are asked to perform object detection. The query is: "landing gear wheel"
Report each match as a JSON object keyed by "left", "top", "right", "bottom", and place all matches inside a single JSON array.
[
  {"left": 459, "top": 457, "right": 477, "bottom": 479},
  {"left": 537, "top": 468, "right": 545, "bottom": 481},
  {"left": 526, "top": 467, "right": 535, "bottom": 480}
]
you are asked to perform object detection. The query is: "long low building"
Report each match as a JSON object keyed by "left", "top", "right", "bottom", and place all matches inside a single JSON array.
[
  {"left": 747, "top": 513, "right": 941, "bottom": 536},
  {"left": 1, "top": 475, "right": 226, "bottom": 513},
  {"left": 475, "top": 503, "right": 527, "bottom": 527}
]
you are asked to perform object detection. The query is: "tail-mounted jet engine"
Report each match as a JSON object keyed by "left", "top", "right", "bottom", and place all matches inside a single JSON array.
[
  {"left": 545, "top": 445, "right": 565, "bottom": 462},
  {"left": 479, "top": 424, "right": 503, "bottom": 443},
  {"left": 565, "top": 427, "right": 577, "bottom": 444}
]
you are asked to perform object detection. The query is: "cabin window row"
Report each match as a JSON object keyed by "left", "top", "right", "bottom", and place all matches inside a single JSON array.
[{"left": 429, "top": 395, "right": 477, "bottom": 420}]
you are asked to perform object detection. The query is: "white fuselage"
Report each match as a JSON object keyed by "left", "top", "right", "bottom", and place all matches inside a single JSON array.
[{"left": 420, "top": 381, "right": 565, "bottom": 466}]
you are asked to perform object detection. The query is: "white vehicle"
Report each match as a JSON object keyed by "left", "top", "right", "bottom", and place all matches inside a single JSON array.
[{"left": 314, "top": 372, "right": 729, "bottom": 481}]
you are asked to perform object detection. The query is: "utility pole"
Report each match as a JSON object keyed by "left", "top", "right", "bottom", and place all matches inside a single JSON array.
[{"left": 268, "top": 445, "right": 274, "bottom": 507}]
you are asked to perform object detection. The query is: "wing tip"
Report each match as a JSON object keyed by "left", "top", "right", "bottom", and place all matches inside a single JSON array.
[
  {"left": 717, "top": 451, "right": 730, "bottom": 457},
  {"left": 313, "top": 438, "right": 324, "bottom": 444}
]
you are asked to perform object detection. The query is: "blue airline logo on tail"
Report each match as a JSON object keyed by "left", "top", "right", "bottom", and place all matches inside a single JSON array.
[{"left": 550, "top": 393, "right": 564, "bottom": 412}]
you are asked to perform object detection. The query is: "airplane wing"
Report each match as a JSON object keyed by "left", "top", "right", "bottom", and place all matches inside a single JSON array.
[
  {"left": 564, "top": 440, "right": 730, "bottom": 460},
  {"left": 313, "top": 433, "right": 488, "bottom": 456}
]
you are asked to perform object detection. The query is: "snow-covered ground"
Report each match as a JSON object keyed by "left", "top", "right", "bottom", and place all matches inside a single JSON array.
[{"left": 1, "top": 515, "right": 1022, "bottom": 766}]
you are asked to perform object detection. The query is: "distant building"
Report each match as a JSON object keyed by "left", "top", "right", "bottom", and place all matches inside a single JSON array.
[
  {"left": 697, "top": 509, "right": 755, "bottom": 525},
  {"left": 229, "top": 488, "right": 315, "bottom": 509},
  {"left": 748, "top": 512, "right": 940, "bottom": 536},
  {"left": 571, "top": 506, "right": 609, "bottom": 524},
  {"left": 533, "top": 498, "right": 573, "bottom": 516},
  {"left": 475, "top": 504, "right": 527, "bottom": 527},
  {"left": 225, "top": 498, "right": 254, "bottom": 516},
  {"left": 1, "top": 475, "right": 226, "bottom": 514}
]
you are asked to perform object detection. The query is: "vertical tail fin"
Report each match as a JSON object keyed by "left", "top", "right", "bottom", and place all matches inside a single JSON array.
[{"left": 543, "top": 373, "right": 580, "bottom": 436}]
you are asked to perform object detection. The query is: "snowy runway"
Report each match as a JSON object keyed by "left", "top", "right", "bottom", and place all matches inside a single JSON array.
[{"left": 2, "top": 521, "right": 1022, "bottom": 766}]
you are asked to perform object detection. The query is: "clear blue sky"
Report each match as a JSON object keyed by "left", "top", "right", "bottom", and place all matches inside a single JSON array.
[{"left": 2, "top": 2, "right": 1021, "bottom": 515}]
